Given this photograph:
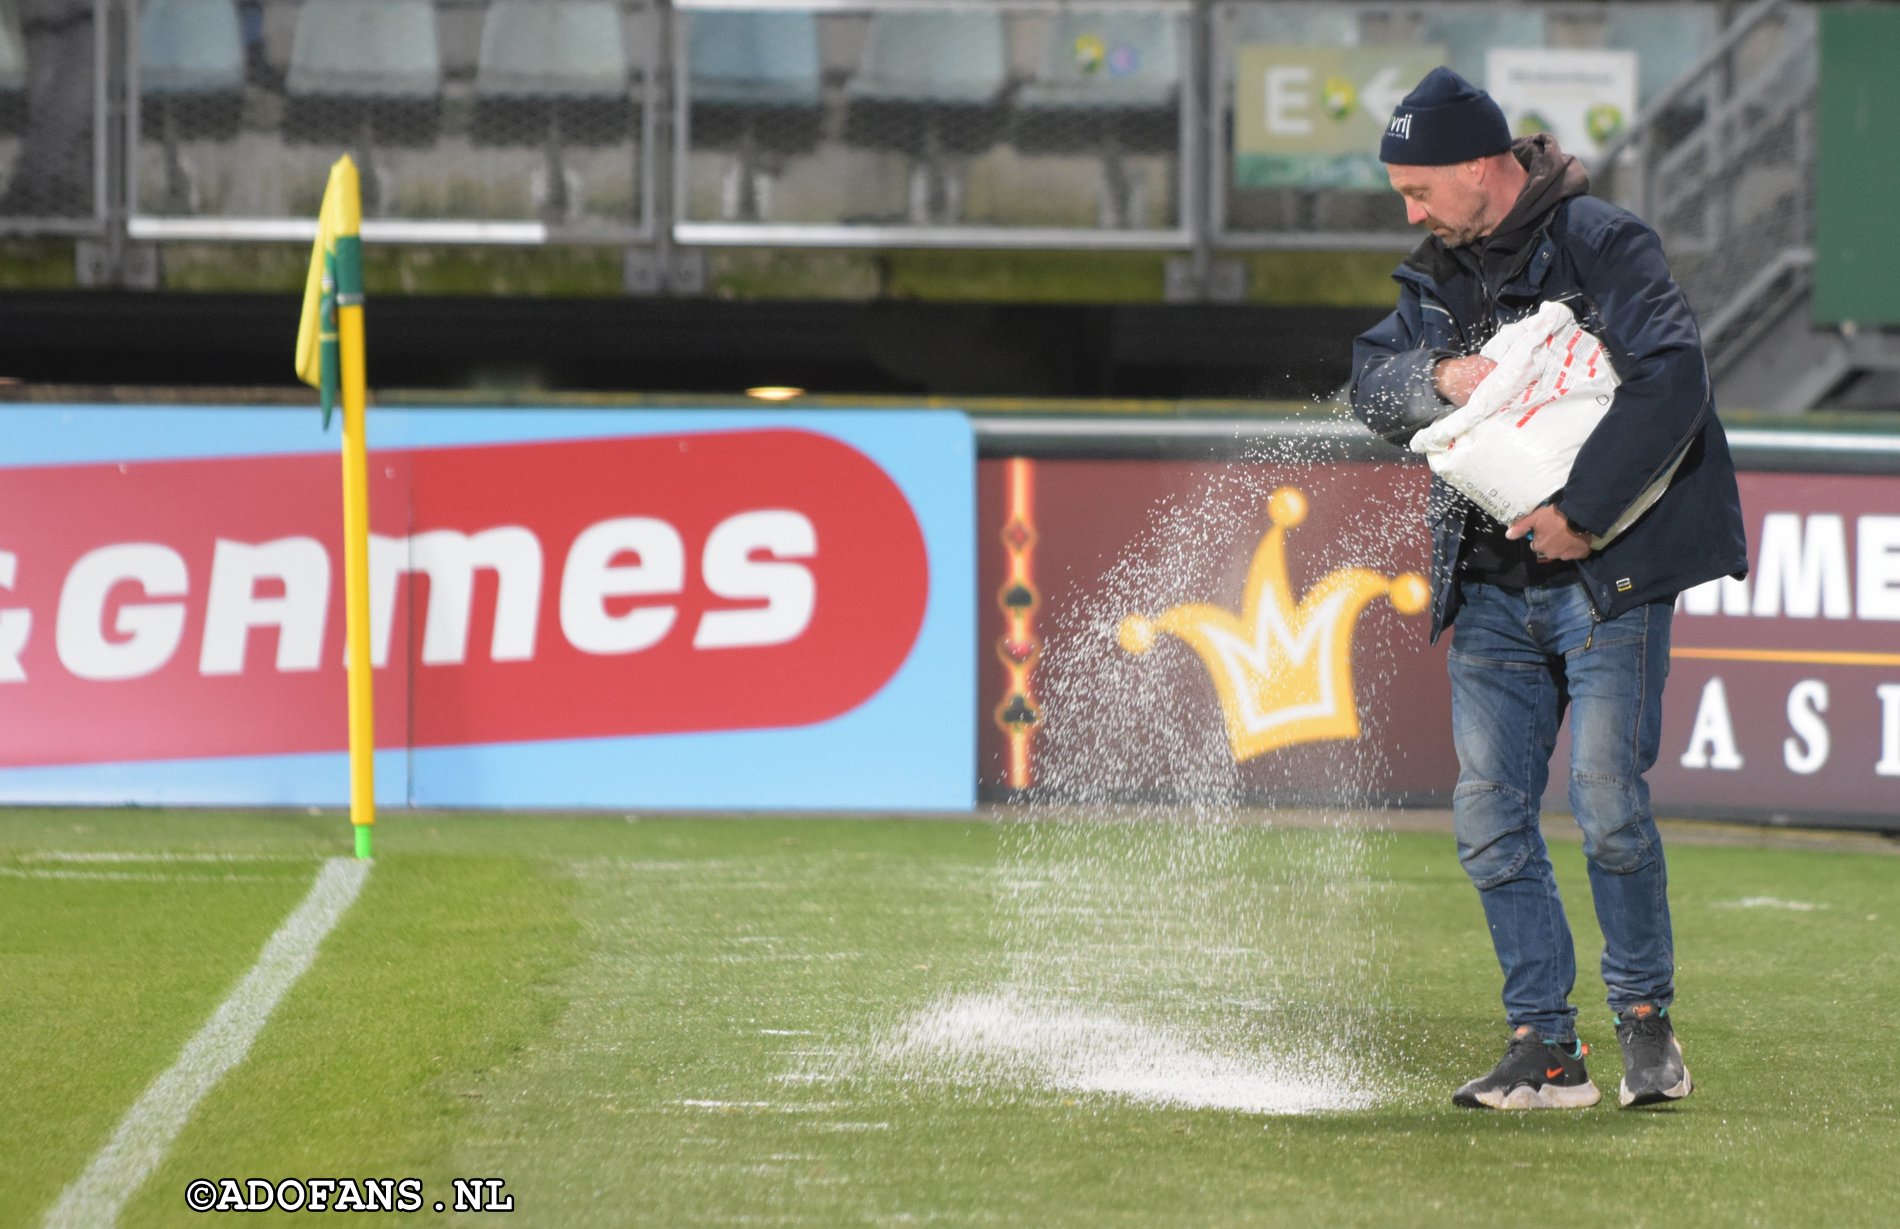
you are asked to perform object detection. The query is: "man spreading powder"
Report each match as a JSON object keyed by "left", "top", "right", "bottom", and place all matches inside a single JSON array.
[{"left": 1350, "top": 67, "right": 1749, "bottom": 1110}]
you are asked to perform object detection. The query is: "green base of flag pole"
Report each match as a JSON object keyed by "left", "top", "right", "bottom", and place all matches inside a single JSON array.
[{"left": 354, "top": 825, "right": 374, "bottom": 860}]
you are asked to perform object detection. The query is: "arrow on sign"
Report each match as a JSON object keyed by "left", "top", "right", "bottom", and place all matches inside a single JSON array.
[{"left": 1362, "top": 66, "right": 1407, "bottom": 121}]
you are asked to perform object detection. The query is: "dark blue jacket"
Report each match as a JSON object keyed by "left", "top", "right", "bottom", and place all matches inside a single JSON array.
[{"left": 1350, "top": 193, "right": 1748, "bottom": 640}]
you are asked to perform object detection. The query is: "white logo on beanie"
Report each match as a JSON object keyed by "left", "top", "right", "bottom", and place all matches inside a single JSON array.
[{"left": 1387, "top": 113, "right": 1413, "bottom": 139}]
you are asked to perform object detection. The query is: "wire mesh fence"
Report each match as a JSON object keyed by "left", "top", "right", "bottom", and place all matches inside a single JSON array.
[
  {"left": 0, "top": 0, "right": 104, "bottom": 228},
  {"left": 0, "top": 0, "right": 1825, "bottom": 332},
  {"left": 675, "top": 1, "right": 1192, "bottom": 242},
  {"left": 130, "top": 0, "right": 656, "bottom": 234},
  {"left": 1589, "top": 0, "right": 1818, "bottom": 362}
]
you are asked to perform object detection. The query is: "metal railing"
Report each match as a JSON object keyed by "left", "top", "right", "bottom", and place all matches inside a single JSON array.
[
  {"left": 1588, "top": 0, "right": 1817, "bottom": 371},
  {"left": 0, "top": 0, "right": 1818, "bottom": 300},
  {"left": 672, "top": 0, "right": 1196, "bottom": 248}
]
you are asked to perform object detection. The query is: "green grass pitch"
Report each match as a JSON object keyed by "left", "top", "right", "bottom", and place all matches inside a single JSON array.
[{"left": 2, "top": 807, "right": 1895, "bottom": 1227}]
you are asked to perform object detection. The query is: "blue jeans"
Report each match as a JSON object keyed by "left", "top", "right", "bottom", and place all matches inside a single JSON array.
[{"left": 1447, "top": 579, "right": 1675, "bottom": 1041}]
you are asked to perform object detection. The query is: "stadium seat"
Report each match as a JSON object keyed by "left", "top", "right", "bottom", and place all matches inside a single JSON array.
[
  {"left": 1014, "top": 10, "right": 1181, "bottom": 154},
  {"left": 843, "top": 10, "right": 1008, "bottom": 223},
  {"left": 687, "top": 9, "right": 822, "bottom": 154},
  {"left": 686, "top": 8, "right": 824, "bottom": 222},
  {"left": 138, "top": 0, "right": 246, "bottom": 141},
  {"left": 0, "top": 0, "right": 28, "bottom": 133},
  {"left": 284, "top": 0, "right": 442, "bottom": 146},
  {"left": 843, "top": 10, "right": 1008, "bottom": 157},
  {"left": 1013, "top": 10, "right": 1182, "bottom": 229},
  {"left": 472, "top": 0, "right": 633, "bottom": 146}
]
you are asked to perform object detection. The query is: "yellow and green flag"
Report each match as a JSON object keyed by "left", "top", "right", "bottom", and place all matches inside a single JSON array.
[{"left": 294, "top": 156, "right": 364, "bottom": 429}]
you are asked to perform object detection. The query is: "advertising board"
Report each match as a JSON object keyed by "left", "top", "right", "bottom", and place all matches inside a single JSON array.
[
  {"left": 978, "top": 449, "right": 1900, "bottom": 828},
  {"left": 1484, "top": 48, "right": 1637, "bottom": 165},
  {"left": 0, "top": 407, "right": 975, "bottom": 810},
  {"left": 1635, "top": 471, "right": 1900, "bottom": 823},
  {"left": 1232, "top": 45, "right": 1446, "bottom": 188},
  {"left": 977, "top": 456, "right": 1454, "bottom": 803}
]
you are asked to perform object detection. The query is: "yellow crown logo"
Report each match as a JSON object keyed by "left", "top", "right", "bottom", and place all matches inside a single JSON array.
[{"left": 1117, "top": 487, "right": 1429, "bottom": 762}]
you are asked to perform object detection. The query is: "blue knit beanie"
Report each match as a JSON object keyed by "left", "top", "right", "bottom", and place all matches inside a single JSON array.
[{"left": 1378, "top": 66, "right": 1513, "bottom": 165}]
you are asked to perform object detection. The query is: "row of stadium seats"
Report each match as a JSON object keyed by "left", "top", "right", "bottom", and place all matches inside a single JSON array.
[
  {"left": 3, "top": 1, "right": 1717, "bottom": 147},
  {"left": 133, "top": 1, "right": 1186, "bottom": 155},
  {"left": 4, "top": 0, "right": 1721, "bottom": 228}
]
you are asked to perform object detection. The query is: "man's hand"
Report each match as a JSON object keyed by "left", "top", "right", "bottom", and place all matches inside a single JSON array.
[
  {"left": 1507, "top": 504, "right": 1591, "bottom": 561},
  {"left": 1433, "top": 355, "right": 1497, "bottom": 407}
]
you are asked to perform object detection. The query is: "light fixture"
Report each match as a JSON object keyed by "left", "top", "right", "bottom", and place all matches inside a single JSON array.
[{"left": 745, "top": 385, "right": 805, "bottom": 402}]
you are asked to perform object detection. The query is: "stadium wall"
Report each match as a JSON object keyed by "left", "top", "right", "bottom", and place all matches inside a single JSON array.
[{"left": 3, "top": 400, "right": 1898, "bottom": 830}]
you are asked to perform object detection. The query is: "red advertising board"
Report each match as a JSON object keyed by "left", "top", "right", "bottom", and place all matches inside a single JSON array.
[
  {"left": 979, "top": 456, "right": 1900, "bottom": 826},
  {"left": 1629, "top": 471, "right": 1900, "bottom": 822},
  {"left": 0, "top": 429, "right": 929, "bottom": 768},
  {"left": 976, "top": 457, "right": 1455, "bottom": 802}
]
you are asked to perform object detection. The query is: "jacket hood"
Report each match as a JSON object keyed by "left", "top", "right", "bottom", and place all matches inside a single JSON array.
[
  {"left": 1403, "top": 134, "right": 1590, "bottom": 287},
  {"left": 1489, "top": 134, "right": 1590, "bottom": 250}
]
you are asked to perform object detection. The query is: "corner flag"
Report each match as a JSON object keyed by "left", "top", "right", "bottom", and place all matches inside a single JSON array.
[
  {"left": 295, "top": 155, "right": 376, "bottom": 860},
  {"left": 294, "top": 156, "right": 363, "bottom": 429}
]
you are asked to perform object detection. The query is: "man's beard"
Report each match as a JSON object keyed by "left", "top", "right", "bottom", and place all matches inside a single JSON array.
[{"left": 1435, "top": 208, "right": 1489, "bottom": 247}]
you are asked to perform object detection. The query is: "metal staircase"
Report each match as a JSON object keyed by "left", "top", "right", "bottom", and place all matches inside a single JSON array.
[{"left": 1594, "top": 0, "right": 1898, "bottom": 414}]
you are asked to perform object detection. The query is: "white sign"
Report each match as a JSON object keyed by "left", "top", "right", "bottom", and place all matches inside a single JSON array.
[{"left": 1484, "top": 48, "right": 1638, "bottom": 164}]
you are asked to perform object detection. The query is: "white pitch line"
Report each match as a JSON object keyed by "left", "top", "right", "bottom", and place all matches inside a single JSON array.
[
  {"left": 43, "top": 858, "right": 370, "bottom": 1229},
  {"left": 0, "top": 867, "right": 282, "bottom": 883},
  {"left": 25, "top": 852, "right": 320, "bottom": 864}
]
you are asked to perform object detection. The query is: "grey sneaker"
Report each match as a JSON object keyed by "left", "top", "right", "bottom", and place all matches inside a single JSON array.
[
  {"left": 1452, "top": 1025, "right": 1601, "bottom": 1110},
  {"left": 1615, "top": 1003, "right": 1692, "bottom": 1107}
]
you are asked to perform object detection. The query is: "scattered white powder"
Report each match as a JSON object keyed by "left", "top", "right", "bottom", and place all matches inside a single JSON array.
[
  {"left": 859, "top": 457, "right": 1413, "bottom": 1121},
  {"left": 876, "top": 990, "right": 1378, "bottom": 1115},
  {"left": 1719, "top": 896, "right": 1825, "bottom": 912}
]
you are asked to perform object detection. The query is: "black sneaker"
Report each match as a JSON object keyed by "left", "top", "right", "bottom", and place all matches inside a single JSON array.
[
  {"left": 1615, "top": 1003, "right": 1692, "bottom": 1107},
  {"left": 1452, "top": 1025, "right": 1601, "bottom": 1110}
]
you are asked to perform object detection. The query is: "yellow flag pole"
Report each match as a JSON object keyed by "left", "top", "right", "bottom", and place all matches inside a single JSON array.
[
  {"left": 340, "top": 363, "right": 375, "bottom": 858},
  {"left": 331, "top": 159, "right": 375, "bottom": 861},
  {"left": 297, "top": 155, "right": 375, "bottom": 859}
]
